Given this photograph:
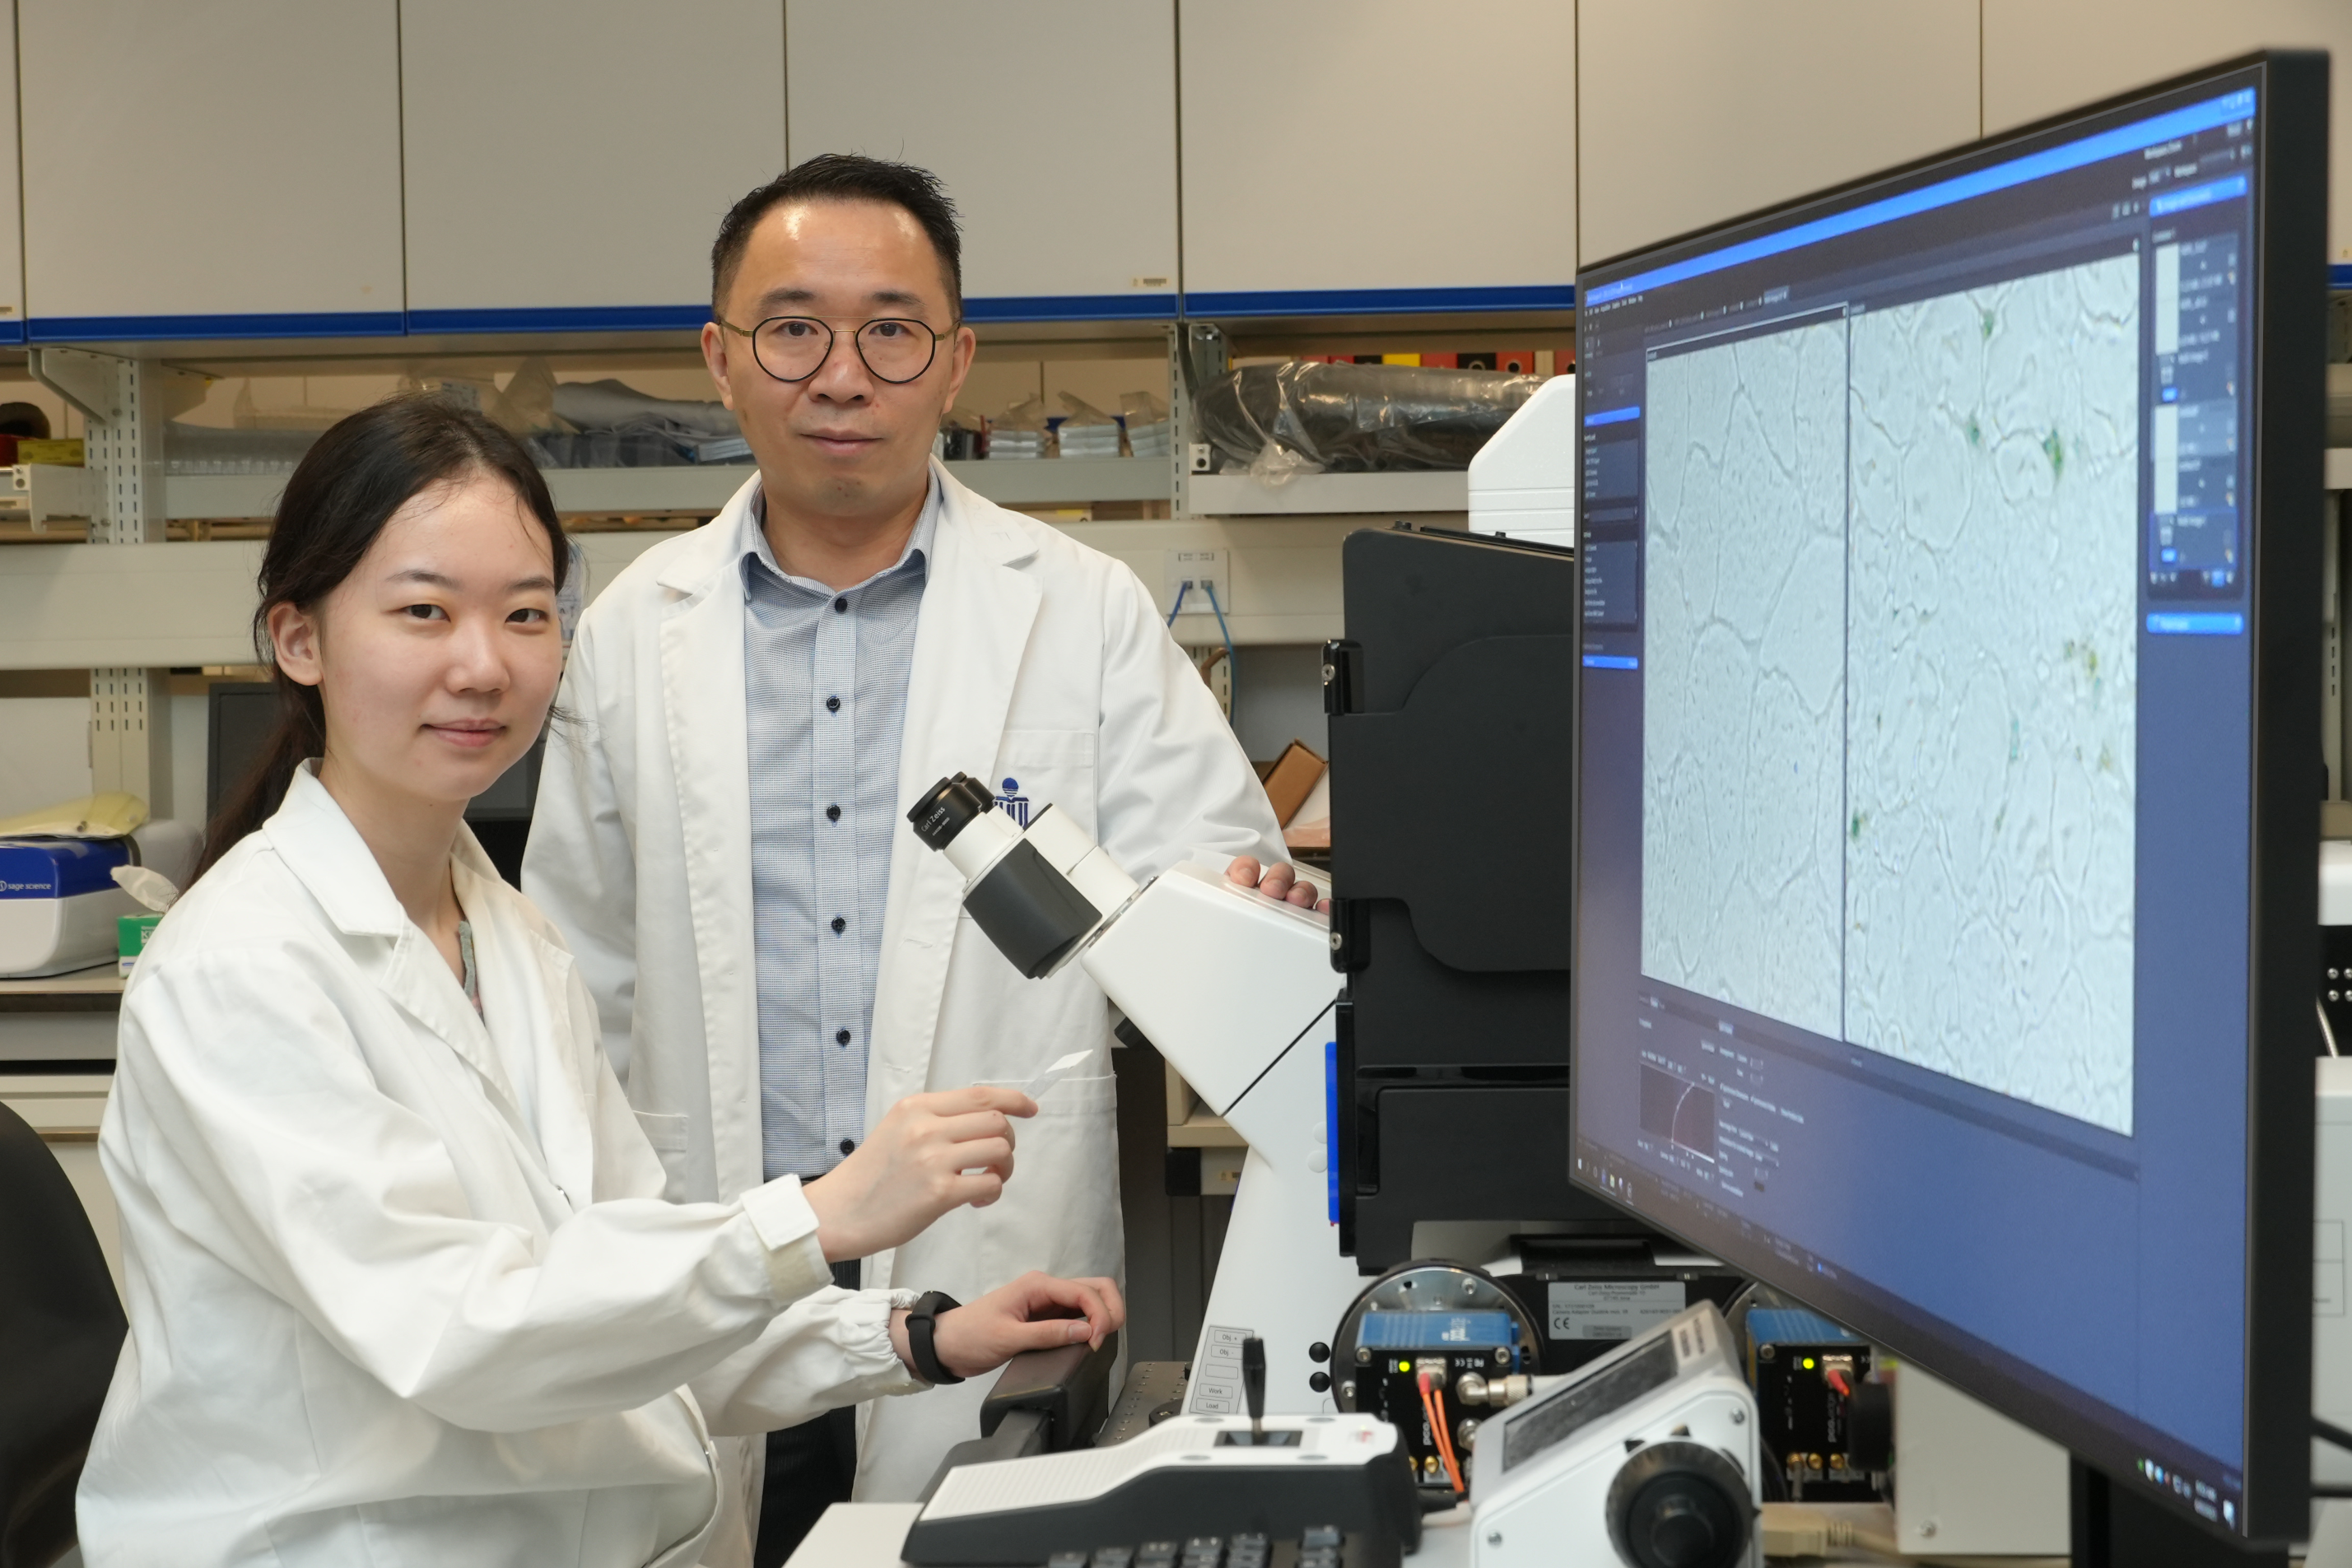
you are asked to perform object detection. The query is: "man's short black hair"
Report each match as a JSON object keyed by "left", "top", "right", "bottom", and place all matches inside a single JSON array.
[{"left": 711, "top": 153, "right": 964, "bottom": 320}]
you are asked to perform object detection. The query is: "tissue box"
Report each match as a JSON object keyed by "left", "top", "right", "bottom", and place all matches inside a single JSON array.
[{"left": 0, "top": 838, "right": 137, "bottom": 977}]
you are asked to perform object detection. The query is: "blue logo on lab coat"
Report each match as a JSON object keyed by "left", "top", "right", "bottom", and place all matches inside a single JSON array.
[{"left": 997, "top": 777, "right": 1030, "bottom": 828}]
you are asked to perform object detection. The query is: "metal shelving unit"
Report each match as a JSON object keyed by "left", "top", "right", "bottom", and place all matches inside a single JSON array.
[
  {"left": 157, "top": 455, "right": 1173, "bottom": 522},
  {"left": 1186, "top": 469, "right": 1467, "bottom": 517}
]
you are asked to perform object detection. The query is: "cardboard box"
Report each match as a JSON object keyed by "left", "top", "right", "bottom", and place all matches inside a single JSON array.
[{"left": 1260, "top": 740, "right": 1328, "bottom": 827}]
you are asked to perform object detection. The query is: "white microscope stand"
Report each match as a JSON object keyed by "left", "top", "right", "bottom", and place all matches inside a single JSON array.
[{"left": 1080, "top": 859, "right": 1370, "bottom": 1417}]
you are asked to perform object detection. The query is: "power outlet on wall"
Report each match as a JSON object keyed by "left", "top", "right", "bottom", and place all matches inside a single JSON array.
[{"left": 1165, "top": 548, "right": 1231, "bottom": 620}]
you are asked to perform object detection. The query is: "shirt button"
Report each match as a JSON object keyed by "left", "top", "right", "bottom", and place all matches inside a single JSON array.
[
  {"left": 836, "top": 1027, "right": 852, "bottom": 1045},
  {"left": 839, "top": 1137, "right": 856, "bottom": 1155},
  {"left": 826, "top": 804, "right": 841, "bottom": 821},
  {"left": 830, "top": 915, "right": 847, "bottom": 934},
  {"left": 826, "top": 696, "right": 841, "bottom": 713},
  {"left": 833, "top": 596, "right": 849, "bottom": 613}
]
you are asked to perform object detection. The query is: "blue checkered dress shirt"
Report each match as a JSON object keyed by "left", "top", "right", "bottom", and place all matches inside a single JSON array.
[{"left": 740, "top": 479, "right": 938, "bottom": 1180}]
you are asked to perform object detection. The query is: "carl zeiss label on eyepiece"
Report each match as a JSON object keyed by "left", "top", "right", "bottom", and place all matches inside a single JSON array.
[{"left": 1548, "top": 1281, "right": 1685, "bottom": 1342}]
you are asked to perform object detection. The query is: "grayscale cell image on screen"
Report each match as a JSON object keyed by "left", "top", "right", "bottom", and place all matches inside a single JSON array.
[
  {"left": 1845, "top": 258, "right": 2140, "bottom": 1133},
  {"left": 1637, "top": 258, "right": 2141, "bottom": 1133},
  {"left": 1639, "top": 319, "right": 1850, "bottom": 1044}
]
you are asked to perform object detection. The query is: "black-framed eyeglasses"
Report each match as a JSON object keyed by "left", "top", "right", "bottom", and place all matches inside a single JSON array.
[{"left": 714, "top": 314, "right": 957, "bottom": 385}]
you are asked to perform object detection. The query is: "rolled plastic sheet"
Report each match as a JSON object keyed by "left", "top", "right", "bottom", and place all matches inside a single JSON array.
[{"left": 1194, "top": 361, "right": 1540, "bottom": 473}]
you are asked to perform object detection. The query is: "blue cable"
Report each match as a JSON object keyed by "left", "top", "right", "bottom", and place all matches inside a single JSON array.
[
  {"left": 1164, "top": 580, "right": 1189, "bottom": 627},
  {"left": 1204, "top": 582, "right": 1239, "bottom": 727}
]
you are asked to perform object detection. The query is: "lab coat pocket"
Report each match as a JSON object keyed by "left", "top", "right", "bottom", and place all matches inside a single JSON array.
[
  {"left": 634, "top": 1109, "right": 692, "bottom": 1152},
  {"left": 976, "top": 1072, "right": 1121, "bottom": 1283},
  {"left": 989, "top": 730, "right": 1098, "bottom": 838}
]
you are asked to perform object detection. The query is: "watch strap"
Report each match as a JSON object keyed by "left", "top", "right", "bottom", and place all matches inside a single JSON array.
[{"left": 906, "top": 1290, "right": 966, "bottom": 1385}]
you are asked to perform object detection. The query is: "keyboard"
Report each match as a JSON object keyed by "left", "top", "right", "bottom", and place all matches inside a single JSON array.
[{"left": 1047, "top": 1524, "right": 1372, "bottom": 1568}]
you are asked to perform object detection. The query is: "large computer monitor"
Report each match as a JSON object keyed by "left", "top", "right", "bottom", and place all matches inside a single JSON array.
[{"left": 1569, "top": 53, "right": 2326, "bottom": 1545}]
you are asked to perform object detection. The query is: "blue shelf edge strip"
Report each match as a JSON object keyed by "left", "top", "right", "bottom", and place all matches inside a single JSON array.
[
  {"left": 30, "top": 310, "right": 407, "bottom": 342},
  {"left": 404, "top": 305, "right": 713, "bottom": 334},
  {"left": 24, "top": 258, "right": 2352, "bottom": 343}
]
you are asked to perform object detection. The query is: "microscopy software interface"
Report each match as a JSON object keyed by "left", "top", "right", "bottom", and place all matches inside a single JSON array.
[{"left": 1572, "top": 75, "right": 2262, "bottom": 1519}]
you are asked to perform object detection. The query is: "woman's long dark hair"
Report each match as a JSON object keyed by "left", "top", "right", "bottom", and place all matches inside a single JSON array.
[{"left": 189, "top": 393, "right": 568, "bottom": 884}]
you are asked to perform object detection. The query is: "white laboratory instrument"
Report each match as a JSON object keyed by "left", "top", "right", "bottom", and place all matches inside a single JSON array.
[
  {"left": 901, "top": 1410, "right": 1420, "bottom": 1567},
  {"left": 1469, "top": 1300, "right": 1759, "bottom": 1568},
  {"left": 0, "top": 836, "right": 141, "bottom": 976},
  {"left": 1466, "top": 373, "right": 1577, "bottom": 551},
  {"left": 908, "top": 774, "right": 1368, "bottom": 1420}
]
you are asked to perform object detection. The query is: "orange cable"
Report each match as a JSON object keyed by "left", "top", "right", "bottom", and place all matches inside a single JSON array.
[{"left": 1418, "top": 1370, "right": 1466, "bottom": 1494}]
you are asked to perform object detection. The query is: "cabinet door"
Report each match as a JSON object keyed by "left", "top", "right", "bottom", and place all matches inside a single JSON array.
[
  {"left": 787, "top": 1, "right": 1178, "bottom": 320},
  {"left": 21, "top": 0, "right": 403, "bottom": 337},
  {"left": 1179, "top": 0, "right": 1577, "bottom": 313},
  {"left": 1984, "top": 0, "right": 2352, "bottom": 272},
  {"left": 1577, "top": 0, "right": 1978, "bottom": 267},
  {"left": 402, "top": 0, "right": 786, "bottom": 331}
]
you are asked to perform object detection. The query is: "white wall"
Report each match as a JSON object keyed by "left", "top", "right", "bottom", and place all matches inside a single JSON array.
[{"left": 0, "top": 697, "right": 90, "bottom": 820}]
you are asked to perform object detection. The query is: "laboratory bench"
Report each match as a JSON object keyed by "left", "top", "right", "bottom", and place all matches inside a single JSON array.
[{"left": 778, "top": 1500, "right": 2065, "bottom": 1568}]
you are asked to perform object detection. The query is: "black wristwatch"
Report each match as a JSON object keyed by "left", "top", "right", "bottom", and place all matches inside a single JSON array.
[{"left": 906, "top": 1291, "right": 966, "bottom": 1385}]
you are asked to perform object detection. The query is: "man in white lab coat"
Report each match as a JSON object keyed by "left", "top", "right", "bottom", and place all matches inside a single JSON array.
[{"left": 524, "top": 156, "right": 1304, "bottom": 1563}]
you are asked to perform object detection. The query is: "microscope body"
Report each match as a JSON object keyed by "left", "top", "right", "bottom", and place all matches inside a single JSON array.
[{"left": 910, "top": 776, "right": 1363, "bottom": 1417}]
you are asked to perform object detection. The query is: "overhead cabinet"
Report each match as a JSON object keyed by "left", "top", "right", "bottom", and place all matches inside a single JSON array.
[
  {"left": 1178, "top": 0, "right": 1577, "bottom": 314},
  {"left": 786, "top": 0, "right": 1179, "bottom": 320},
  {"left": 1982, "top": 0, "right": 2352, "bottom": 270},
  {"left": 401, "top": 0, "right": 787, "bottom": 331},
  {"left": 1575, "top": 0, "right": 1979, "bottom": 268},
  {"left": 20, "top": 0, "right": 404, "bottom": 337}
]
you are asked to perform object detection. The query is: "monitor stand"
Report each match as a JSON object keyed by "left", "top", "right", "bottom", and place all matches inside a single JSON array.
[{"left": 2070, "top": 1459, "right": 2286, "bottom": 1566}]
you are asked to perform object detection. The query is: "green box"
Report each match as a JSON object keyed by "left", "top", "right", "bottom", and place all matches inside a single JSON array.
[{"left": 118, "top": 913, "right": 162, "bottom": 977}]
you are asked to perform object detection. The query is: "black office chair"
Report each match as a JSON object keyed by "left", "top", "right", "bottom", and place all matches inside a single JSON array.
[{"left": 0, "top": 1100, "right": 127, "bottom": 1568}]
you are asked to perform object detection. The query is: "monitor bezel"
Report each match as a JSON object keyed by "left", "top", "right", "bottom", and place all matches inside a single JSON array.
[{"left": 1567, "top": 50, "right": 2324, "bottom": 1543}]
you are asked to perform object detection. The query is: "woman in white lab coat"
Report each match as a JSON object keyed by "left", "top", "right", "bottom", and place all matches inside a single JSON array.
[{"left": 74, "top": 394, "right": 1120, "bottom": 1568}]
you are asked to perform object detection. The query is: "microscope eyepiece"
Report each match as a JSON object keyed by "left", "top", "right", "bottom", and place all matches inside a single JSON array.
[{"left": 907, "top": 774, "right": 996, "bottom": 850}]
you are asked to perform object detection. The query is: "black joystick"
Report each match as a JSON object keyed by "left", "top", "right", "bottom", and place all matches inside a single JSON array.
[{"left": 1241, "top": 1336, "right": 1267, "bottom": 1443}]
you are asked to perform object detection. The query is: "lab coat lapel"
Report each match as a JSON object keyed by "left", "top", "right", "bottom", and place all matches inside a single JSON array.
[
  {"left": 378, "top": 930, "right": 523, "bottom": 1116},
  {"left": 869, "top": 468, "right": 1041, "bottom": 1111},
  {"left": 455, "top": 847, "right": 599, "bottom": 1207},
  {"left": 262, "top": 768, "right": 530, "bottom": 1129},
  {"left": 656, "top": 515, "right": 763, "bottom": 1203}
]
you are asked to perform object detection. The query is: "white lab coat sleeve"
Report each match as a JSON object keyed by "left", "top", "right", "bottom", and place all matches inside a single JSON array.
[
  {"left": 525, "top": 619, "right": 641, "bottom": 1081},
  {"left": 687, "top": 1287, "right": 926, "bottom": 1436},
  {"left": 1092, "top": 561, "right": 1286, "bottom": 878},
  {"left": 576, "top": 996, "right": 922, "bottom": 1435},
  {"left": 111, "top": 944, "right": 836, "bottom": 1435}
]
